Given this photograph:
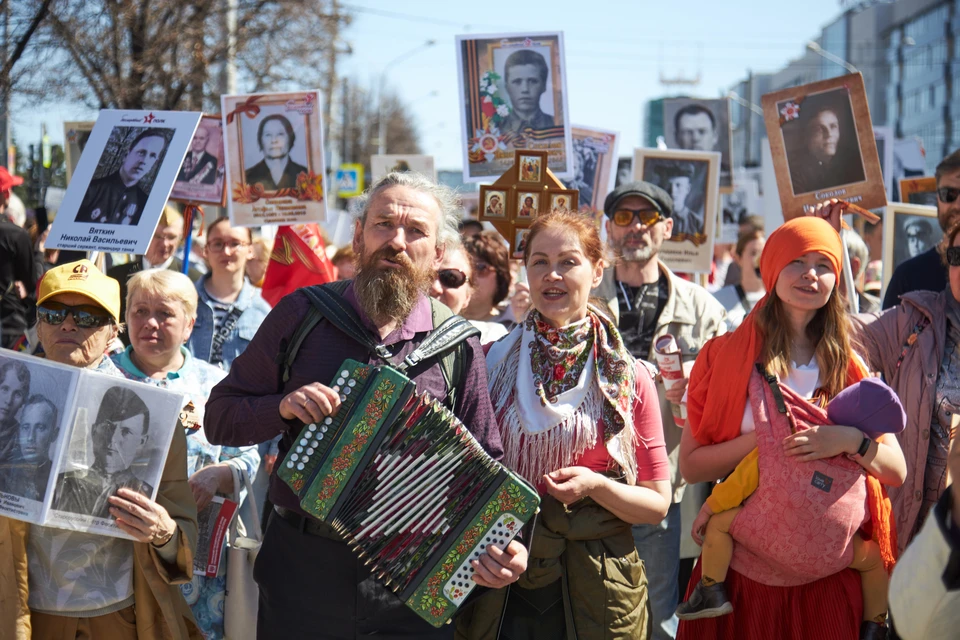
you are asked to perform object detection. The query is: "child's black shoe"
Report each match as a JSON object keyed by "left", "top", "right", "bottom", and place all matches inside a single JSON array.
[{"left": 675, "top": 581, "right": 733, "bottom": 620}]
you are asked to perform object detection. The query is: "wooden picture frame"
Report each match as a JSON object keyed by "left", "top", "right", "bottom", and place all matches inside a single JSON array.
[
  {"left": 899, "top": 176, "right": 938, "bottom": 208},
  {"left": 881, "top": 202, "right": 941, "bottom": 293},
  {"left": 762, "top": 72, "right": 886, "bottom": 219}
]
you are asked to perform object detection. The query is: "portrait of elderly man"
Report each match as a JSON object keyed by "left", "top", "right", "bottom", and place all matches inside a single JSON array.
[
  {"left": 500, "top": 49, "right": 555, "bottom": 135},
  {"left": 75, "top": 129, "right": 170, "bottom": 226},
  {"left": 786, "top": 91, "right": 866, "bottom": 195},
  {"left": 245, "top": 113, "right": 309, "bottom": 191},
  {"left": 2, "top": 395, "right": 60, "bottom": 501},
  {"left": 0, "top": 359, "right": 29, "bottom": 462},
  {"left": 52, "top": 385, "right": 155, "bottom": 519},
  {"left": 178, "top": 123, "right": 218, "bottom": 185}
]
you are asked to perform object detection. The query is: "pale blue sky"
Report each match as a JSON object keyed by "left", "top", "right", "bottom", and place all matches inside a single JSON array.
[{"left": 14, "top": 0, "right": 848, "bottom": 172}]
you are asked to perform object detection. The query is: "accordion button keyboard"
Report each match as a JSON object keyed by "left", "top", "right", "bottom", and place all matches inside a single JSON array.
[
  {"left": 297, "top": 463, "right": 305, "bottom": 470},
  {"left": 296, "top": 446, "right": 303, "bottom": 453},
  {"left": 290, "top": 454, "right": 299, "bottom": 461},
  {"left": 443, "top": 513, "right": 521, "bottom": 607},
  {"left": 307, "top": 447, "right": 315, "bottom": 455},
  {"left": 286, "top": 461, "right": 295, "bottom": 469},
  {"left": 307, "top": 424, "right": 317, "bottom": 432},
  {"left": 300, "top": 438, "right": 308, "bottom": 447}
]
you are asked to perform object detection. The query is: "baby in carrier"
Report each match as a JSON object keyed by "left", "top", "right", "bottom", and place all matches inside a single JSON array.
[{"left": 676, "top": 377, "right": 904, "bottom": 640}]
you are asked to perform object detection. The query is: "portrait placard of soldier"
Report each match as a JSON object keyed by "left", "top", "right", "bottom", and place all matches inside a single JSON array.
[
  {"left": 663, "top": 98, "right": 732, "bottom": 192},
  {"left": 570, "top": 125, "right": 619, "bottom": 217},
  {"left": 370, "top": 154, "right": 436, "bottom": 182},
  {"left": 222, "top": 90, "right": 327, "bottom": 227},
  {"left": 634, "top": 147, "right": 720, "bottom": 274},
  {"left": 170, "top": 114, "right": 226, "bottom": 206},
  {"left": 456, "top": 32, "right": 573, "bottom": 182},
  {"left": 0, "top": 352, "right": 76, "bottom": 519},
  {"left": 882, "top": 203, "right": 943, "bottom": 289},
  {"left": 64, "top": 121, "right": 95, "bottom": 184},
  {"left": 47, "top": 375, "right": 182, "bottom": 538},
  {"left": 762, "top": 73, "right": 886, "bottom": 218},
  {"left": 46, "top": 109, "right": 202, "bottom": 256}
]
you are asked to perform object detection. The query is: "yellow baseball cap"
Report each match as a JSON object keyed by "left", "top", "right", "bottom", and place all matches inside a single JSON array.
[{"left": 37, "top": 260, "right": 121, "bottom": 324}]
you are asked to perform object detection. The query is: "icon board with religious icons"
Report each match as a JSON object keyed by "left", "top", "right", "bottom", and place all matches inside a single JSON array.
[{"left": 478, "top": 150, "right": 579, "bottom": 258}]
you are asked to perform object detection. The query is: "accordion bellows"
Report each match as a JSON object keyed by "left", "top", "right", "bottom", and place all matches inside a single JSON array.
[{"left": 278, "top": 359, "right": 540, "bottom": 628}]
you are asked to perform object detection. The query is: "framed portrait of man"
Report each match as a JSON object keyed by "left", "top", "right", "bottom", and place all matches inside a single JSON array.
[
  {"left": 64, "top": 121, "right": 95, "bottom": 184},
  {"left": 663, "top": 98, "right": 733, "bottom": 192},
  {"left": 762, "top": 73, "right": 886, "bottom": 219},
  {"left": 570, "top": 125, "right": 619, "bottom": 218},
  {"left": 170, "top": 114, "right": 227, "bottom": 206},
  {"left": 900, "top": 176, "right": 938, "bottom": 208},
  {"left": 456, "top": 31, "right": 573, "bottom": 182},
  {"left": 882, "top": 203, "right": 941, "bottom": 292},
  {"left": 46, "top": 109, "right": 201, "bottom": 256},
  {"left": 222, "top": 90, "right": 326, "bottom": 227},
  {"left": 633, "top": 147, "right": 720, "bottom": 273},
  {"left": 370, "top": 154, "right": 436, "bottom": 182}
]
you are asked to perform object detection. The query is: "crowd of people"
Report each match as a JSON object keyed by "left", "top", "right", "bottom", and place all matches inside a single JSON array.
[{"left": 0, "top": 145, "right": 960, "bottom": 640}]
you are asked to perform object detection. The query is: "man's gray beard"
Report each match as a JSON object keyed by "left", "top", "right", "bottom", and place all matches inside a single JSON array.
[
  {"left": 354, "top": 250, "right": 435, "bottom": 325},
  {"left": 615, "top": 244, "right": 658, "bottom": 264}
]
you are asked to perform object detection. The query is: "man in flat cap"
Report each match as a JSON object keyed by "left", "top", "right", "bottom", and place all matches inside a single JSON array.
[
  {"left": 600, "top": 180, "right": 727, "bottom": 640},
  {"left": 52, "top": 385, "right": 154, "bottom": 518},
  {"left": 658, "top": 162, "right": 704, "bottom": 239}
]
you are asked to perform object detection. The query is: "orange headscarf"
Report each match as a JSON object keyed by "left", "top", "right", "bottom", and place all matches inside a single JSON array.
[
  {"left": 687, "top": 216, "right": 847, "bottom": 446},
  {"left": 686, "top": 216, "right": 897, "bottom": 570}
]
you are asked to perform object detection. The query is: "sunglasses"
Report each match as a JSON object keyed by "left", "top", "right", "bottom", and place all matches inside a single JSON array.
[
  {"left": 438, "top": 268, "right": 468, "bottom": 289},
  {"left": 946, "top": 246, "right": 960, "bottom": 267},
  {"left": 37, "top": 302, "right": 114, "bottom": 329},
  {"left": 938, "top": 187, "right": 960, "bottom": 204},
  {"left": 612, "top": 208, "right": 664, "bottom": 227}
]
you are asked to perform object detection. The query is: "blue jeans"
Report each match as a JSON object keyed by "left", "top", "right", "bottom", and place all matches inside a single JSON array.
[{"left": 633, "top": 501, "right": 681, "bottom": 640}]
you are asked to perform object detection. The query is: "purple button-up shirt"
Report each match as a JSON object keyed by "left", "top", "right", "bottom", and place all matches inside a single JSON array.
[{"left": 205, "top": 284, "right": 502, "bottom": 517}]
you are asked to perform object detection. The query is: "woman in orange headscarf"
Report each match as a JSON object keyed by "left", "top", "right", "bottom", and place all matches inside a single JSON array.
[{"left": 676, "top": 217, "right": 905, "bottom": 640}]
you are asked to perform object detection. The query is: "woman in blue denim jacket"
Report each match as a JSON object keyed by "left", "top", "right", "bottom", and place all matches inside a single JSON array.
[
  {"left": 185, "top": 217, "right": 272, "bottom": 372},
  {"left": 113, "top": 268, "right": 259, "bottom": 639}
]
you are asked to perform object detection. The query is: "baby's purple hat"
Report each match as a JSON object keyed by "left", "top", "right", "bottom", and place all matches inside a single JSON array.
[{"left": 827, "top": 378, "right": 906, "bottom": 438}]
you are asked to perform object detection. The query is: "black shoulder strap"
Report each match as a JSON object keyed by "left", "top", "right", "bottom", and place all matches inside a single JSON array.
[
  {"left": 755, "top": 363, "right": 787, "bottom": 415},
  {"left": 277, "top": 282, "right": 479, "bottom": 393}
]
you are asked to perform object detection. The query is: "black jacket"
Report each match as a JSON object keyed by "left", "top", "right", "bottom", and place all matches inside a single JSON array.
[
  {"left": 0, "top": 219, "right": 36, "bottom": 346},
  {"left": 245, "top": 158, "right": 309, "bottom": 191},
  {"left": 75, "top": 173, "right": 148, "bottom": 226},
  {"left": 178, "top": 150, "right": 218, "bottom": 185}
]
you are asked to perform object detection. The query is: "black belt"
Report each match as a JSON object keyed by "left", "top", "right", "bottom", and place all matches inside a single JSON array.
[{"left": 273, "top": 505, "right": 342, "bottom": 540}]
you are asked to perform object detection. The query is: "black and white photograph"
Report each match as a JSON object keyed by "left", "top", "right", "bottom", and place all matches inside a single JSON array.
[
  {"left": 900, "top": 176, "right": 938, "bottom": 208},
  {"left": 74, "top": 126, "right": 174, "bottom": 226},
  {"left": 45, "top": 109, "right": 202, "bottom": 255},
  {"left": 719, "top": 179, "right": 760, "bottom": 243},
  {"left": 570, "top": 125, "right": 619, "bottom": 216},
  {"left": 456, "top": 32, "right": 573, "bottom": 181},
  {"left": 64, "top": 121, "right": 94, "bottom": 184},
  {"left": 223, "top": 91, "right": 327, "bottom": 227},
  {"left": 47, "top": 374, "right": 182, "bottom": 538},
  {"left": 762, "top": 73, "right": 886, "bottom": 218},
  {"left": 882, "top": 203, "right": 941, "bottom": 290},
  {"left": 170, "top": 114, "right": 226, "bottom": 206},
  {"left": 663, "top": 98, "right": 733, "bottom": 191},
  {"left": 615, "top": 156, "right": 633, "bottom": 188},
  {"left": 0, "top": 352, "right": 77, "bottom": 520},
  {"left": 634, "top": 147, "right": 720, "bottom": 273}
]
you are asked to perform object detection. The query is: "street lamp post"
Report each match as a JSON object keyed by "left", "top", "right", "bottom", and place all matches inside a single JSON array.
[
  {"left": 806, "top": 41, "right": 859, "bottom": 74},
  {"left": 378, "top": 40, "right": 436, "bottom": 156}
]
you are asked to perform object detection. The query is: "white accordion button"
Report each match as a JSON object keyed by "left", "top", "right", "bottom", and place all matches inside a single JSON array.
[
  {"left": 297, "top": 463, "right": 305, "bottom": 470},
  {"left": 290, "top": 453, "right": 299, "bottom": 461},
  {"left": 324, "top": 417, "right": 333, "bottom": 425},
  {"left": 340, "top": 370, "right": 349, "bottom": 377},
  {"left": 306, "top": 447, "right": 315, "bottom": 455},
  {"left": 307, "top": 424, "right": 317, "bottom": 432},
  {"left": 286, "top": 461, "right": 294, "bottom": 469},
  {"left": 348, "top": 379, "right": 357, "bottom": 387},
  {"left": 300, "top": 438, "right": 308, "bottom": 447},
  {"left": 296, "top": 446, "right": 303, "bottom": 453}
]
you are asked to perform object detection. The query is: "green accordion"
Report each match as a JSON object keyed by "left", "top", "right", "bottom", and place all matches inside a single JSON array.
[{"left": 278, "top": 359, "right": 539, "bottom": 628}]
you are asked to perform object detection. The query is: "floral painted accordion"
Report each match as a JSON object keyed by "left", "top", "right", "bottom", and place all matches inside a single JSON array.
[{"left": 278, "top": 359, "right": 540, "bottom": 628}]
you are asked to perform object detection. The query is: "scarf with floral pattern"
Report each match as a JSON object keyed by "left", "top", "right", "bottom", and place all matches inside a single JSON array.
[{"left": 486, "top": 305, "right": 638, "bottom": 486}]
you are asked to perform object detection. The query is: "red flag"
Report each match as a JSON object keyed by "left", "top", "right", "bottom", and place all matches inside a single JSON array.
[{"left": 261, "top": 224, "right": 336, "bottom": 307}]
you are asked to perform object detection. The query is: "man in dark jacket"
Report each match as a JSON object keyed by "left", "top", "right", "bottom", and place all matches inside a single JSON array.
[{"left": 0, "top": 167, "right": 33, "bottom": 348}]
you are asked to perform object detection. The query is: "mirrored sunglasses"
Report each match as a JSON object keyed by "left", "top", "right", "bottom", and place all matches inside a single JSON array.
[
  {"left": 938, "top": 187, "right": 960, "bottom": 204},
  {"left": 612, "top": 208, "right": 664, "bottom": 227},
  {"left": 37, "top": 302, "right": 114, "bottom": 329},
  {"left": 945, "top": 246, "right": 960, "bottom": 267},
  {"left": 438, "top": 269, "right": 468, "bottom": 289}
]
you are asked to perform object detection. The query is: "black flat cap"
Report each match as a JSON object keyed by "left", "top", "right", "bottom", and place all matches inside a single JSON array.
[{"left": 603, "top": 180, "right": 674, "bottom": 219}]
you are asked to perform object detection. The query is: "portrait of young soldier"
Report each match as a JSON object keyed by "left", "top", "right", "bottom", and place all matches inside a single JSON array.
[
  {"left": 2, "top": 396, "right": 60, "bottom": 501},
  {"left": 52, "top": 386, "right": 155, "bottom": 519},
  {"left": 0, "top": 359, "right": 30, "bottom": 462},
  {"left": 784, "top": 89, "right": 865, "bottom": 195},
  {"left": 649, "top": 161, "right": 705, "bottom": 240},
  {"left": 244, "top": 114, "right": 309, "bottom": 191},
  {"left": 499, "top": 49, "right": 555, "bottom": 135},
  {"left": 75, "top": 128, "right": 172, "bottom": 226}
]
